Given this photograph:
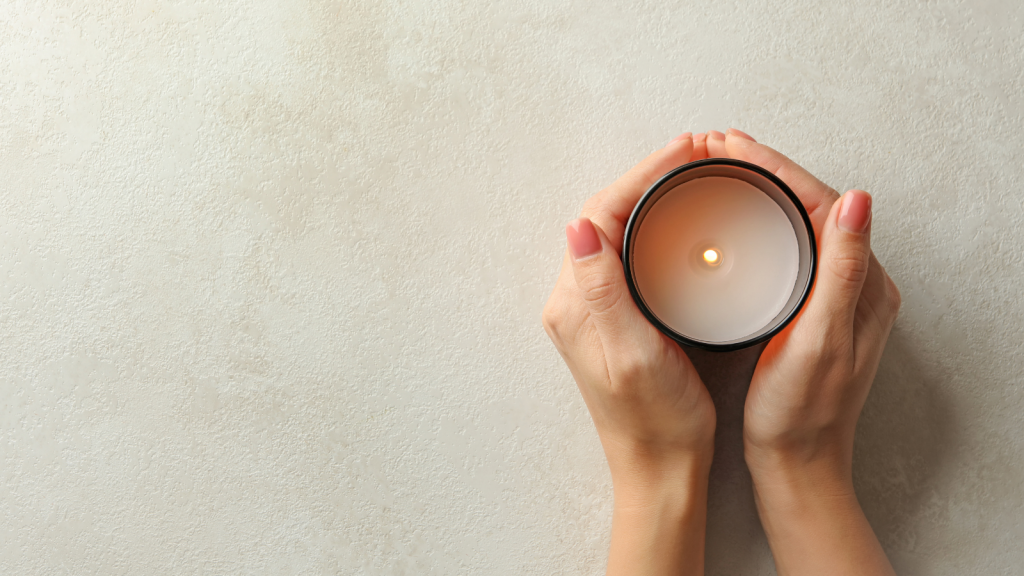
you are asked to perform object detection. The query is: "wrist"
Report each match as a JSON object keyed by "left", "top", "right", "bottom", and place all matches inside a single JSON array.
[
  {"left": 605, "top": 445, "right": 711, "bottom": 576},
  {"left": 605, "top": 441, "right": 713, "bottom": 510},
  {"left": 744, "top": 429, "right": 853, "bottom": 486},
  {"left": 748, "top": 458, "right": 890, "bottom": 576},
  {"left": 747, "top": 446, "right": 856, "bottom": 513}
]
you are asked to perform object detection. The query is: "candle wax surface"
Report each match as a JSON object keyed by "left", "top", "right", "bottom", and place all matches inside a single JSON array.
[{"left": 633, "top": 176, "right": 799, "bottom": 343}]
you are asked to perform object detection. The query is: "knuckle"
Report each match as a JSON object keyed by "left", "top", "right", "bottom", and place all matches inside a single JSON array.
[
  {"left": 577, "top": 268, "right": 623, "bottom": 314},
  {"left": 613, "top": 351, "right": 648, "bottom": 383},
  {"left": 541, "top": 304, "right": 558, "bottom": 334},
  {"left": 605, "top": 382, "right": 637, "bottom": 404},
  {"left": 582, "top": 194, "right": 619, "bottom": 231},
  {"left": 541, "top": 300, "right": 567, "bottom": 340},
  {"left": 541, "top": 313, "right": 571, "bottom": 356},
  {"left": 606, "top": 353, "right": 651, "bottom": 398},
  {"left": 800, "top": 343, "right": 837, "bottom": 374},
  {"left": 581, "top": 194, "right": 606, "bottom": 217},
  {"left": 824, "top": 247, "right": 870, "bottom": 285},
  {"left": 795, "top": 328, "right": 849, "bottom": 372}
]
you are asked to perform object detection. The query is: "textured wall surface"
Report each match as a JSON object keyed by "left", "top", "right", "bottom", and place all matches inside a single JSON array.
[{"left": 1, "top": 1, "right": 1023, "bottom": 574}]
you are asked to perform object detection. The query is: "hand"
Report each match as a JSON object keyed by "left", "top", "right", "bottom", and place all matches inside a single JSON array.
[
  {"left": 708, "top": 130, "right": 901, "bottom": 575},
  {"left": 542, "top": 132, "right": 717, "bottom": 478},
  {"left": 542, "top": 133, "right": 715, "bottom": 575}
]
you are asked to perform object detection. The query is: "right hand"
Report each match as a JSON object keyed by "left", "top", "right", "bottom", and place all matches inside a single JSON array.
[
  {"left": 704, "top": 131, "right": 903, "bottom": 483},
  {"left": 706, "top": 129, "right": 901, "bottom": 575}
]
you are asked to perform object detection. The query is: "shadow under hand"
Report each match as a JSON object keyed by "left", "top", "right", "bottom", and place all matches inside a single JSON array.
[
  {"left": 686, "top": 342, "right": 774, "bottom": 576},
  {"left": 853, "top": 326, "right": 954, "bottom": 573},
  {"left": 685, "top": 326, "right": 953, "bottom": 576}
]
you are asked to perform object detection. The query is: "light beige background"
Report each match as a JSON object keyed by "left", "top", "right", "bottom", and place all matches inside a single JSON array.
[{"left": 1, "top": 1, "right": 1022, "bottom": 574}]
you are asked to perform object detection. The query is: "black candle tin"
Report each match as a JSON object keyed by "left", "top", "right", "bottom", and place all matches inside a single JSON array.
[{"left": 622, "top": 158, "right": 817, "bottom": 352}]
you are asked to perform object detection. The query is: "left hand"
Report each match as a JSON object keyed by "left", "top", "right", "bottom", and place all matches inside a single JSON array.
[
  {"left": 541, "top": 133, "right": 716, "bottom": 486},
  {"left": 543, "top": 132, "right": 718, "bottom": 575}
]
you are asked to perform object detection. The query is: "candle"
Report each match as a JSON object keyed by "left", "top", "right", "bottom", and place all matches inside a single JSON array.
[
  {"left": 623, "top": 159, "right": 816, "bottom": 350},
  {"left": 632, "top": 176, "right": 798, "bottom": 342}
]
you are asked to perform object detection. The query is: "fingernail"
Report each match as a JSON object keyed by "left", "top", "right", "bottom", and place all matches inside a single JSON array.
[
  {"left": 838, "top": 190, "right": 872, "bottom": 233},
  {"left": 708, "top": 130, "right": 726, "bottom": 141},
  {"left": 727, "top": 128, "right": 756, "bottom": 142},
  {"left": 693, "top": 132, "right": 707, "bottom": 143},
  {"left": 667, "top": 132, "right": 692, "bottom": 146},
  {"left": 566, "top": 218, "right": 602, "bottom": 259}
]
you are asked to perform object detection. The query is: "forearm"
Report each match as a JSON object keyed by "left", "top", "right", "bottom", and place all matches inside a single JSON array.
[
  {"left": 606, "top": 451, "right": 711, "bottom": 576},
  {"left": 750, "top": 458, "right": 895, "bottom": 576}
]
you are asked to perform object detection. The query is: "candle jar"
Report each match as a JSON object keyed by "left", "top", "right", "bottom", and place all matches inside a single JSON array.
[{"left": 622, "top": 158, "right": 817, "bottom": 352}]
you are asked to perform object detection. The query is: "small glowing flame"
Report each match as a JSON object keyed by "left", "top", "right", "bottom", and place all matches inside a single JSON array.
[{"left": 702, "top": 248, "right": 721, "bottom": 265}]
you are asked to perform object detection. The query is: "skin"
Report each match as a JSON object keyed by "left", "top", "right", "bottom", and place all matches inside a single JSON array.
[{"left": 542, "top": 129, "right": 901, "bottom": 575}]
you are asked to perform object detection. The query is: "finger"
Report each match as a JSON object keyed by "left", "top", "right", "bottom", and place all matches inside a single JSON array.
[
  {"left": 853, "top": 253, "right": 901, "bottom": 364},
  {"left": 723, "top": 132, "right": 839, "bottom": 234},
  {"left": 543, "top": 251, "right": 590, "bottom": 349},
  {"left": 706, "top": 130, "right": 728, "bottom": 157},
  {"left": 566, "top": 217, "right": 660, "bottom": 355},
  {"left": 541, "top": 273, "right": 606, "bottom": 407},
  {"left": 727, "top": 128, "right": 756, "bottom": 142},
  {"left": 691, "top": 133, "right": 709, "bottom": 161},
  {"left": 667, "top": 131, "right": 693, "bottom": 147},
  {"left": 581, "top": 135, "right": 694, "bottom": 250},
  {"left": 804, "top": 190, "right": 873, "bottom": 336}
]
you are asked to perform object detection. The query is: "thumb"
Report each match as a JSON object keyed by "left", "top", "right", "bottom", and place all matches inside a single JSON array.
[
  {"left": 566, "top": 218, "right": 652, "bottom": 350},
  {"left": 807, "top": 190, "right": 873, "bottom": 332}
]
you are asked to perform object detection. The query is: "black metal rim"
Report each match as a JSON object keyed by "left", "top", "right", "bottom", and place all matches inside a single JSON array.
[{"left": 621, "top": 158, "right": 818, "bottom": 352}]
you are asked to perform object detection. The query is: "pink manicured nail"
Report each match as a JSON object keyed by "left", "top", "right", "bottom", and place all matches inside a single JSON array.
[
  {"left": 693, "top": 132, "right": 707, "bottom": 143},
  {"left": 838, "top": 190, "right": 872, "bottom": 233},
  {"left": 708, "top": 130, "right": 726, "bottom": 141},
  {"left": 667, "top": 132, "right": 692, "bottom": 146},
  {"left": 727, "top": 128, "right": 756, "bottom": 142},
  {"left": 566, "top": 218, "right": 602, "bottom": 259}
]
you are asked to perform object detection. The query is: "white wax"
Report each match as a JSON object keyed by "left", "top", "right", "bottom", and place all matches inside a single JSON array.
[{"left": 633, "top": 176, "right": 799, "bottom": 343}]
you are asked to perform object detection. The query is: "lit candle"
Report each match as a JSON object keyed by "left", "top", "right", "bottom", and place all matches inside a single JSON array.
[{"left": 623, "top": 160, "right": 816, "bottom": 350}]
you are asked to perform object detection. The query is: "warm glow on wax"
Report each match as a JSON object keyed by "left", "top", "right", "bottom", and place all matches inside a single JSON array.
[{"left": 632, "top": 176, "right": 799, "bottom": 343}]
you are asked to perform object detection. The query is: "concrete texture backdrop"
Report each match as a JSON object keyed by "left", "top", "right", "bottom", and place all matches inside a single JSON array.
[{"left": 1, "top": 1, "right": 1022, "bottom": 574}]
